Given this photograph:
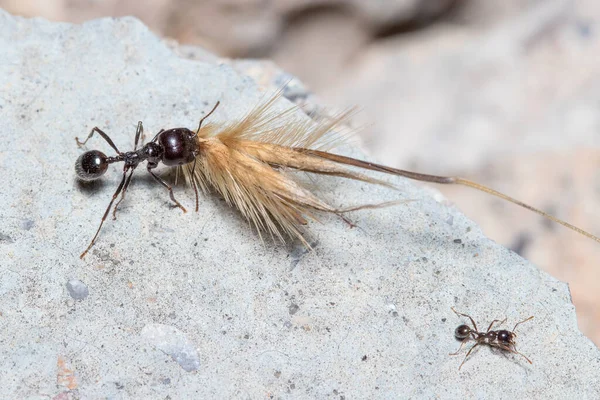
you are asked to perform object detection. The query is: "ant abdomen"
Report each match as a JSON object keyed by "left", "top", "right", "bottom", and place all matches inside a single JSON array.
[
  {"left": 454, "top": 324, "right": 471, "bottom": 340},
  {"left": 75, "top": 150, "right": 108, "bottom": 181}
]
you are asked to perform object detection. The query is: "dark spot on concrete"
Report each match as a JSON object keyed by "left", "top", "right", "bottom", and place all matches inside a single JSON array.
[
  {"left": 289, "top": 239, "right": 318, "bottom": 269},
  {"left": 453, "top": 239, "right": 462, "bottom": 244},
  {"left": 0, "top": 233, "right": 14, "bottom": 243},
  {"left": 361, "top": 355, "right": 367, "bottom": 361},
  {"left": 21, "top": 219, "right": 35, "bottom": 230},
  {"left": 289, "top": 303, "right": 299, "bottom": 315}
]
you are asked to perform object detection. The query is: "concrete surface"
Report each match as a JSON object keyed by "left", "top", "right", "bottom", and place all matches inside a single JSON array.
[{"left": 0, "top": 10, "right": 599, "bottom": 399}]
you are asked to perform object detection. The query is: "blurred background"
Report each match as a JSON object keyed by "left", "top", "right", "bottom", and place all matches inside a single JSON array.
[{"left": 3, "top": 0, "right": 600, "bottom": 345}]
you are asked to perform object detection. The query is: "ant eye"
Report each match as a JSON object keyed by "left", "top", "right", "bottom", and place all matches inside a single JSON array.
[
  {"left": 455, "top": 325, "right": 471, "bottom": 340},
  {"left": 75, "top": 150, "right": 108, "bottom": 181}
]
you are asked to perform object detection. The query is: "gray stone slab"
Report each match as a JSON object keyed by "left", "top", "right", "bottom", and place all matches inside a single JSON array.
[{"left": 0, "top": 10, "right": 598, "bottom": 399}]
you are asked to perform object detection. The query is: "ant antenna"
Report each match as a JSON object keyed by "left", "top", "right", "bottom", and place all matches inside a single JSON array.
[{"left": 194, "top": 101, "right": 220, "bottom": 137}]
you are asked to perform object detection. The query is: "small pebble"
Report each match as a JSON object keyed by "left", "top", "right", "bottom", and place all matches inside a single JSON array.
[{"left": 66, "top": 279, "right": 89, "bottom": 300}]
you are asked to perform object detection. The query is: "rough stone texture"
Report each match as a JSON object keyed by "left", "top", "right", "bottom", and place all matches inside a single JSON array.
[
  {"left": 6, "top": 0, "right": 599, "bottom": 346},
  {"left": 319, "top": 0, "right": 600, "bottom": 343},
  {"left": 0, "top": 10, "right": 599, "bottom": 399},
  {"left": 141, "top": 324, "right": 202, "bottom": 372}
]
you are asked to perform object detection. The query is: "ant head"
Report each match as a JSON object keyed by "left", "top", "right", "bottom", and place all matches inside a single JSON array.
[
  {"left": 455, "top": 324, "right": 472, "bottom": 340},
  {"left": 75, "top": 150, "right": 108, "bottom": 181},
  {"left": 497, "top": 330, "right": 515, "bottom": 345}
]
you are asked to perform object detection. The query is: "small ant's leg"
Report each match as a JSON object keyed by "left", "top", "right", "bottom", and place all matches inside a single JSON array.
[
  {"left": 512, "top": 348, "right": 532, "bottom": 364},
  {"left": 486, "top": 318, "right": 507, "bottom": 333},
  {"left": 512, "top": 316, "right": 534, "bottom": 333},
  {"left": 194, "top": 101, "right": 220, "bottom": 136},
  {"left": 190, "top": 158, "right": 199, "bottom": 212},
  {"left": 449, "top": 338, "right": 471, "bottom": 356},
  {"left": 458, "top": 343, "right": 481, "bottom": 370},
  {"left": 451, "top": 307, "right": 479, "bottom": 333},
  {"left": 147, "top": 166, "right": 187, "bottom": 213},
  {"left": 112, "top": 166, "right": 137, "bottom": 220},
  {"left": 76, "top": 127, "right": 122, "bottom": 154},
  {"left": 80, "top": 168, "right": 129, "bottom": 259},
  {"left": 134, "top": 121, "right": 143, "bottom": 150},
  {"left": 495, "top": 344, "right": 533, "bottom": 364}
]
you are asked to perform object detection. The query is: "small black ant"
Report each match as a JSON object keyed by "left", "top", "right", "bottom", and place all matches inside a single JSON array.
[{"left": 450, "top": 307, "right": 533, "bottom": 370}]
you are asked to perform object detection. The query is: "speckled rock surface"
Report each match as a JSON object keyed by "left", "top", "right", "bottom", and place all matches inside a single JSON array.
[{"left": 0, "top": 11, "right": 598, "bottom": 399}]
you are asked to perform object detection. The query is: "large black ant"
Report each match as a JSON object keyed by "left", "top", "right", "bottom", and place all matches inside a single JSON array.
[
  {"left": 74, "top": 102, "right": 221, "bottom": 259},
  {"left": 450, "top": 307, "right": 533, "bottom": 370}
]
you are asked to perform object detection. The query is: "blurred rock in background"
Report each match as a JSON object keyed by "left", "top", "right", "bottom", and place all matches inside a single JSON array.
[{"left": 2, "top": 0, "right": 600, "bottom": 343}]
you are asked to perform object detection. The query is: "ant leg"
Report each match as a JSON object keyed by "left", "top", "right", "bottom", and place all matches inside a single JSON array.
[
  {"left": 451, "top": 307, "right": 479, "bottom": 333},
  {"left": 76, "top": 127, "right": 122, "bottom": 154},
  {"left": 80, "top": 168, "right": 129, "bottom": 259},
  {"left": 189, "top": 159, "right": 199, "bottom": 212},
  {"left": 194, "top": 101, "right": 220, "bottom": 136},
  {"left": 112, "top": 167, "right": 137, "bottom": 220},
  {"left": 495, "top": 344, "right": 533, "bottom": 364},
  {"left": 512, "top": 316, "right": 534, "bottom": 332},
  {"left": 486, "top": 318, "right": 507, "bottom": 333},
  {"left": 449, "top": 338, "right": 471, "bottom": 356},
  {"left": 513, "top": 347, "right": 533, "bottom": 364},
  {"left": 134, "top": 121, "right": 143, "bottom": 150},
  {"left": 458, "top": 343, "right": 481, "bottom": 370},
  {"left": 147, "top": 167, "right": 187, "bottom": 213}
]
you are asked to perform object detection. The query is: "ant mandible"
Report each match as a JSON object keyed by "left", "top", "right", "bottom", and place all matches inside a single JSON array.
[{"left": 450, "top": 307, "right": 533, "bottom": 370}]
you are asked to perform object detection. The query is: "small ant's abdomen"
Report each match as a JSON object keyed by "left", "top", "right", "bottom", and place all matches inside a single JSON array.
[
  {"left": 158, "top": 128, "right": 197, "bottom": 166},
  {"left": 454, "top": 325, "right": 471, "bottom": 340}
]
